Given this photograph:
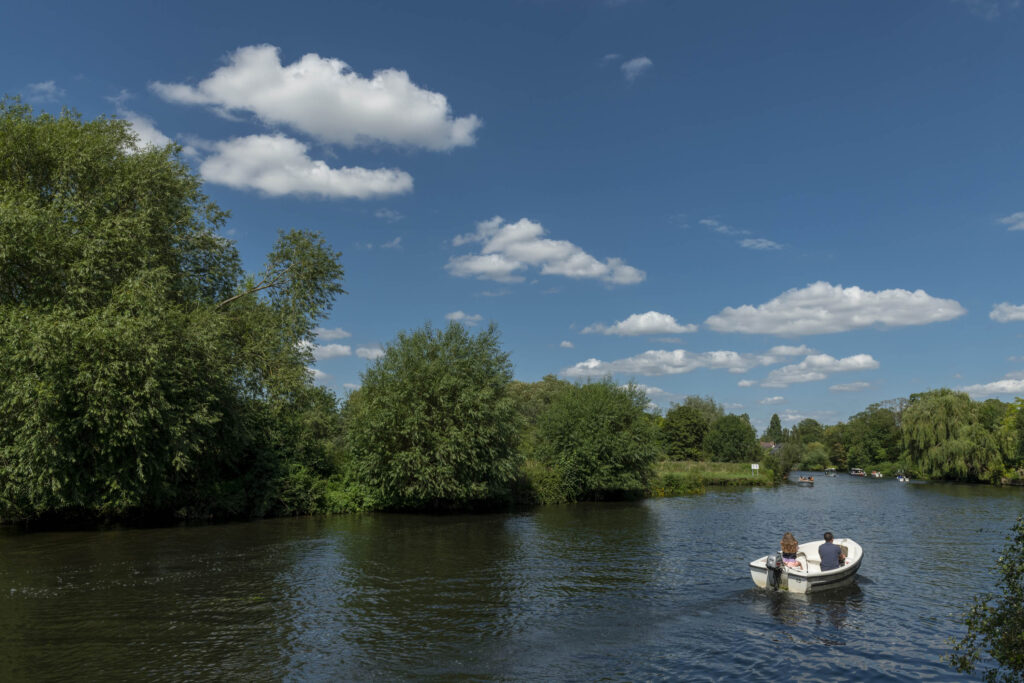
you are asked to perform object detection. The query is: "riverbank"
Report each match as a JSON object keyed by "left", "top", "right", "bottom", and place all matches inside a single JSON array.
[{"left": 649, "top": 460, "right": 775, "bottom": 496}]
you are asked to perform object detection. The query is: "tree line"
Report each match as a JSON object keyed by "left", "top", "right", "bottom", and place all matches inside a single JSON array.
[{"left": 2, "top": 102, "right": 1021, "bottom": 525}]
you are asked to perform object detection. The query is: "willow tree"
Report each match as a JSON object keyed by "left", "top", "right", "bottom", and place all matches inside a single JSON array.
[
  {"left": 0, "top": 100, "right": 345, "bottom": 520},
  {"left": 902, "top": 389, "right": 1002, "bottom": 482}
]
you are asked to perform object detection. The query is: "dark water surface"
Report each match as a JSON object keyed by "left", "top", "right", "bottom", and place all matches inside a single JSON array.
[{"left": 2, "top": 475, "right": 1023, "bottom": 681}]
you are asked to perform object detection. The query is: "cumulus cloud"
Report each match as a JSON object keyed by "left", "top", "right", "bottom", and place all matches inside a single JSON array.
[
  {"left": 990, "top": 302, "right": 1024, "bottom": 322},
  {"left": 446, "top": 310, "right": 484, "bottom": 326},
  {"left": 699, "top": 218, "right": 749, "bottom": 236},
  {"left": 315, "top": 327, "right": 352, "bottom": 340},
  {"left": 760, "top": 396, "right": 785, "bottom": 405},
  {"left": 705, "top": 281, "right": 966, "bottom": 336},
  {"left": 737, "top": 379, "right": 757, "bottom": 387},
  {"left": 118, "top": 109, "right": 200, "bottom": 157},
  {"left": 560, "top": 340, "right": 574, "bottom": 349},
  {"left": 740, "top": 238, "right": 782, "bottom": 250},
  {"left": 356, "top": 346, "right": 385, "bottom": 360},
  {"left": 313, "top": 344, "right": 352, "bottom": 360},
  {"left": 998, "top": 211, "right": 1024, "bottom": 231},
  {"left": 621, "top": 57, "right": 653, "bottom": 81},
  {"left": 962, "top": 373, "right": 1024, "bottom": 397},
  {"left": 152, "top": 44, "right": 480, "bottom": 150},
  {"left": 761, "top": 353, "right": 879, "bottom": 388},
  {"left": 830, "top": 381, "right": 871, "bottom": 392},
  {"left": 199, "top": 134, "right": 412, "bottom": 199},
  {"left": 27, "top": 80, "right": 64, "bottom": 102},
  {"left": 447, "top": 216, "right": 645, "bottom": 285},
  {"left": 375, "top": 208, "right": 403, "bottom": 222},
  {"left": 308, "top": 368, "right": 329, "bottom": 381},
  {"left": 564, "top": 344, "right": 819, "bottom": 379},
  {"left": 582, "top": 311, "right": 697, "bottom": 336},
  {"left": 381, "top": 237, "right": 402, "bottom": 249}
]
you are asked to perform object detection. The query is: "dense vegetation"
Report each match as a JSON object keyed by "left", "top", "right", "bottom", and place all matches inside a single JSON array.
[
  {"left": 949, "top": 515, "right": 1024, "bottom": 681},
  {"left": 2, "top": 102, "right": 1023, "bottom": 526}
]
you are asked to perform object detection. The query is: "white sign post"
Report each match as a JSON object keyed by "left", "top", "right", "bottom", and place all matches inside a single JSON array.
[{"left": 751, "top": 463, "right": 760, "bottom": 472}]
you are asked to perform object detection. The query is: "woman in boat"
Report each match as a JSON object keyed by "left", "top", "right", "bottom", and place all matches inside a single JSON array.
[{"left": 780, "top": 532, "right": 802, "bottom": 569}]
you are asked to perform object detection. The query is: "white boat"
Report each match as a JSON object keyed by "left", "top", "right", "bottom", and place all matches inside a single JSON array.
[
  {"left": 749, "top": 539, "right": 863, "bottom": 594},
  {"left": 824, "top": 467, "right": 837, "bottom": 477},
  {"left": 896, "top": 474, "right": 910, "bottom": 483}
]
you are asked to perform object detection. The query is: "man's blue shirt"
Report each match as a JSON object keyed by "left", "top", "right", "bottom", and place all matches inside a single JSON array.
[{"left": 819, "top": 542, "right": 843, "bottom": 570}]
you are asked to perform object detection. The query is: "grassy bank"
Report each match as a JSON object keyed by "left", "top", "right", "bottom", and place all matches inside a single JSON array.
[{"left": 649, "top": 460, "right": 775, "bottom": 497}]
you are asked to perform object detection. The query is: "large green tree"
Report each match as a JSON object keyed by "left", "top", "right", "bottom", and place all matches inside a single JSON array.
[
  {"left": 703, "top": 414, "right": 760, "bottom": 462},
  {"left": 902, "top": 389, "right": 1003, "bottom": 482},
  {"left": 535, "top": 380, "right": 659, "bottom": 501},
  {"left": 343, "top": 322, "right": 520, "bottom": 510},
  {"left": 661, "top": 403, "right": 710, "bottom": 460},
  {"left": 763, "top": 413, "right": 784, "bottom": 443},
  {"left": 0, "top": 100, "right": 345, "bottom": 520}
]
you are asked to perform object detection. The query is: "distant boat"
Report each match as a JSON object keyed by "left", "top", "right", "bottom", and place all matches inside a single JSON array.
[
  {"left": 850, "top": 468, "right": 866, "bottom": 477},
  {"left": 825, "top": 467, "right": 837, "bottom": 477},
  {"left": 750, "top": 539, "right": 864, "bottom": 594},
  {"left": 796, "top": 476, "right": 814, "bottom": 486},
  {"left": 896, "top": 473, "right": 910, "bottom": 483},
  {"left": 871, "top": 470, "right": 883, "bottom": 478}
]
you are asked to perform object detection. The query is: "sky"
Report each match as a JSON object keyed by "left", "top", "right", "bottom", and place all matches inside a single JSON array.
[{"left": 3, "top": 0, "right": 1024, "bottom": 431}]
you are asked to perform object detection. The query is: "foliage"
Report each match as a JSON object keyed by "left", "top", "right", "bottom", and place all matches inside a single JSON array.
[
  {"left": 763, "top": 413, "right": 784, "bottom": 443},
  {"left": 703, "top": 414, "right": 760, "bottom": 462},
  {"left": 903, "top": 389, "right": 1003, "bottom": 483},
  {"left": 661, "top": 403, "right": 710, "bottom": 460},
  {"left": 791, "top": 418, "right": 825, "bottom": 445},
  {"left": 509, "top": 375, "right": 571, "bottom": 459},
  {"left": 798, "top": 442, "right": 831, "bottom": 470},
  {"left": 343, "top": 322, "right": 520, "bottom": 510},
  {"left": 650, "top": 460, "right": 771, "bottom": 495},
  {"left": 534, "top": 380, "right": 659, "bottom": 502},
  {"left": 949, "top": 515, "right": 1024, "bottom": 681},
  {"left": 681, "top": 395, "right": 725, "bottom": 426},
  {"left": 0, "top": 100, "right": 345, "bottom": 521}
]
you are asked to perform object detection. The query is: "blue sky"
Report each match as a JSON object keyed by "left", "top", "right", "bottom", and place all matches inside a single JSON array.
[{"left": 4, "top": 0, "right": 1024, "bottom": 430}]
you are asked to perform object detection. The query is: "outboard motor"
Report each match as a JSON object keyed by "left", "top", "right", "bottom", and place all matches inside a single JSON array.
[{"left": 766, "top": 552, "right": 784, "bottom": 590}]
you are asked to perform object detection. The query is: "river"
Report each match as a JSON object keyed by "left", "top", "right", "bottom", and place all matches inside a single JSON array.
[{"left": 2, "top": 473, "right": 1022, "bottom": 681}]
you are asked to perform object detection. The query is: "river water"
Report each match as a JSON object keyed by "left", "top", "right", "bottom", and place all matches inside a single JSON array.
[{"left": 2, "top": 474, "right": 1022, "bottom": 681}]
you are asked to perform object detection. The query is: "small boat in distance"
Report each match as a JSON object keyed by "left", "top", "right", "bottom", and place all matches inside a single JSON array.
[
  {"left": 796, "top": 475, "right": 814, "bottom": 486},
  {"left": 896, "top": 472, "right": 910, "bottom": 483},
  {"left": 871, "top": 470, "right": 883, "bottom": 478},
  {"left": 825, "top": 467, "right": 837, "bottom": 476},
  {"left": 750, "top": 539, "right": 863, "bottom": 594},
  {"left": 850, "top": 467, "right": 866, "bottom": 476}
]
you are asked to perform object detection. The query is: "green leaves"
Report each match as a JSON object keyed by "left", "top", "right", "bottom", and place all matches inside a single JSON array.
[{"left": 902, "top": 389, "right": 1003, "bottom": 483}]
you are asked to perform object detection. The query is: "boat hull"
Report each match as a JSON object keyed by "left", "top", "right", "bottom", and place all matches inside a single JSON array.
[{"left": 749, "top": 539, "right": 863, "bottom": 594}]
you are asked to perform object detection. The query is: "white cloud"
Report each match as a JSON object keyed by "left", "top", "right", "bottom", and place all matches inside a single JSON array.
[
  {"left": 760, "top": 396, "right": 785, "bottom": 405},
  {"left": 621, "top": 57, "right": 653, "bottom": 81},
  {"left": 990, "top": 302, "right": 1024, "bottom": 322},
  {"left": 446, "top": 310, "right": 484, "bottom": 326},
  {"left": 118, "top": 109, "right": 199, "bottom": 157},
  {"left": 737, "top": 379, "right": 757, "bottom": 387},
  {"left": 560, "top": 340, "right": 574, "bottom": 349},
  {"left": 830, "top": 381, "right": 871, "bottom": 392},
  {"left": 375, "top": 208, "right": 403, "bottom": 222},
  {"left": 152, "top": 44, "right": 480, "bottom": 150},
  {"left": 953, "top": 0, "right": 1021, "bottom": 20},
  {"left": 313, "top": 344, "right": 352, "bottom": 360},
  {"left": 699, "top": 218, "right": 749, "bottom": 236},
  {"left": 308, "top": 368, "right": 329, "bottom": 381},
  {"left": 962, "top": 374, "right": 1024, "bottom": 397},
  {"left": 199, "top": 134, "right": 412, "bottom": 199},
  {"left": 381, "top": 237, "right": 402, "bottom": 249},
  {"left": 582, "top": 311, "right": 697, "bottom": 336},
  {"left": 343, "top": 382, "right": 361, "bottom": 391},
  {"left": 601, "top": 53, "right": 621, "bottom": 64},
  {"left": 761, "top": 353, "right": 879, "bottom": 388},
  {"left": 27, "top": 81, "right": 64, "bottom": 102},
  {"left": 739, "top": 238, "right": 782, "bottom": 250},
  {"left": 566, "top": 348, "right": 770, "bottom": 378},
  {"left": 315, "top": 327, "right": 352, "bottom": 340},
  {"left": 705, "top": 281, "right": 966, "bottom": 336},
  {"left": 447, "top": 216, "right": 645, "bottom": 285},
  {"left": 356, "top": 346, "right": 385, "bottom": 360},
  {"left": 998, "top": 211, "right": 1024, "bottom": 231}
]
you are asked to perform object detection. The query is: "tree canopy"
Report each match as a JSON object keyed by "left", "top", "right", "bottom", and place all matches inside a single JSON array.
[{"left": 703, "top": 414, "right": 760, "bottom": 463}]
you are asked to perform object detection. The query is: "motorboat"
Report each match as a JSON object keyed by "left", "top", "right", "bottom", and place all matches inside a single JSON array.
[
  {"left": 824, "top": 467, "right": 837, "bottom": 477},
  {"left": 896, "top": 473, "right": 910, "bottom": 483},
  {"left": 796, "top": 476, "right": 814, "bottom": 486},
  {"left": 750, "top": 539, "right": 863, "bottom": 594},
  {"left": 849, "top": 468, "right": 866, "bottom": 476},
  {"left": 870, "top": 470, "right": 883, "bottom": 478}
]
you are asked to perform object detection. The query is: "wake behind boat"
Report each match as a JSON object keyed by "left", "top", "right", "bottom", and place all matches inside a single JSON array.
[{"left": 749, "top": 539, "right": 863, "bottom": 594}]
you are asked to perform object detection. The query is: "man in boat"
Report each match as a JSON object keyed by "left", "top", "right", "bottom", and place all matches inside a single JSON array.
[{"left": 819, "top": 532, "right": 846, "bottom": 570}]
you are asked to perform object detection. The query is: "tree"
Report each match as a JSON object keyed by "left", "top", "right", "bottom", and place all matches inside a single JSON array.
[
  {"left": 703, "top": 414, "right": 760, "bottom": 462},
  {"left": 682, "top": 395, "right": 725, "bottom": 426},
  {"left": 0, "top": 100, "right": 345, "bottom": 520},
  {"left": 662, "top": 404, "right": 710, "bottom": 460},
  {"left": 535, "top": 380, "right": 659, "bottom": 501},
  {"left": 949, "top": 515, "right": 1024, "bottom": 681},
  {"left": 343, "top": 322, "right": 520, "bottom": 510},
  {"left": 792, "top": 418, "right": 825, "bottom": 445},
  {"left": 509, "top": 375, "right": 571, "bottom": 459},
  {"left": 903, "top": 389, "right": 1003, "bottom": 482},
  {"left": 763, "top": 414, "right": 784, "bottom": 443}
]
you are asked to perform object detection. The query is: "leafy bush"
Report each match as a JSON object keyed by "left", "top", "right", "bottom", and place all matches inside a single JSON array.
[
  {"left": 343, "top": 322, "right": 520, "bottom": 510},
  {"left": 703, "top": 414, "right": 760, "bottom": 462},
  {"left": 534, "top": 380, "right": 659, "bottom": 502}
]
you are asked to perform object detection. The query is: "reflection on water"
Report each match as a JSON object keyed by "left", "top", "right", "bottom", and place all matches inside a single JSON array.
[{"left": 1, "top": 477, "right": 1022, "bottom": 680}]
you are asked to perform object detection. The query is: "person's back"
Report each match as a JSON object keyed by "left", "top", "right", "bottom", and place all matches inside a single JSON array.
[{"left": 818, "top": 532, "right": 845, "bottom": 571}]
